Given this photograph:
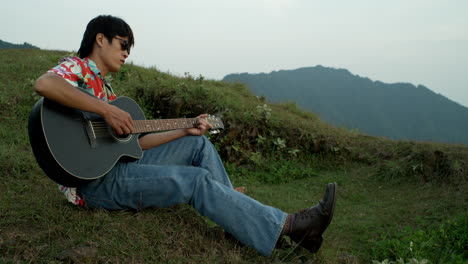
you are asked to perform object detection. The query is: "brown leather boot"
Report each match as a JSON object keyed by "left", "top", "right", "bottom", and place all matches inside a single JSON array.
[{"left": 288, "top": 182, "right": 337, "bottom": 253}]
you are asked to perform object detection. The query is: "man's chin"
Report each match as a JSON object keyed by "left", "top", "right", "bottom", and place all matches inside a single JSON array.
[{"left": 111, "top": 66, "right": 121, "bottom": 73}]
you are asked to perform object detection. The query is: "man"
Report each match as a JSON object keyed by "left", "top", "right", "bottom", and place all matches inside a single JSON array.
[{"left": 33, "top": 15, "right": 337, "bottom": 257}]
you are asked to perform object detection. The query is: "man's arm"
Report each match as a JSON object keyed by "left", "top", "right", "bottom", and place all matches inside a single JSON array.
[
  {"left": 138, "top": 114, "right": 212, "bottom": 150},
  {"left": 34, "top": 73, "right": 134, "bottom": 135}
]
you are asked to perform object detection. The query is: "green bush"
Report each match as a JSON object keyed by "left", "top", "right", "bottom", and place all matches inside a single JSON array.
[{"left": 370, "top": 214, "right": 467, "bottom": 264}]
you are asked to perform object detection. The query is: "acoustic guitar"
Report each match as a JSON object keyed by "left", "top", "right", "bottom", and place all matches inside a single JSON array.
[{"left": 28, "top": 96, "right": 224, "bottom": 187}]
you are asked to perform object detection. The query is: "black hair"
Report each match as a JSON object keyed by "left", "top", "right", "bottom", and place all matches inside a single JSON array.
[{"left": 77, "top": 15, "right": 134, "bottom": 58}]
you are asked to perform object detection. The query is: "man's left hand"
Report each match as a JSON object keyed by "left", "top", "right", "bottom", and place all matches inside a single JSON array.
[{"left": 186, "top": 114, "right": 212, "bottom": 136}]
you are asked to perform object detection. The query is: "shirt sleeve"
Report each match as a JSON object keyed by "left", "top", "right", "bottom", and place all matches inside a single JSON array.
[{"left": 47, "top": 57, "right": 83, "bottom": 88}]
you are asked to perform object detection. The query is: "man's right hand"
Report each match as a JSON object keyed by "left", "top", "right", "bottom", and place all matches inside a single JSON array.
[
  {"left": 101, "top": 104, "right": 134, "bottom": 135},
  {"left": 34, "top": 73, "right": 134, "bottom": 135}
]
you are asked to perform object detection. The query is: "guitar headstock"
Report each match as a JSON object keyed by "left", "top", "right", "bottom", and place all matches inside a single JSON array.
[{"left": 206, "top": 115, "right": 224, "bottom": 134}]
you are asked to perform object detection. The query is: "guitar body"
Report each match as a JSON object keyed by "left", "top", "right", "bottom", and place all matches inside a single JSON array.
[{"left": 28, "top": 96, "right": 146, "bottom": 187}]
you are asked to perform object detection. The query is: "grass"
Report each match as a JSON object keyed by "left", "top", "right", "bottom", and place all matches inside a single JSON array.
[
  {"left": 0, "top": 49, "right": 467, "bottom": 263},
  {"left": 228, "top": 165, "right": 466, "bottom": 263},
  {"left": 2, "top": 163, "right": 464, "bottom": 263}
]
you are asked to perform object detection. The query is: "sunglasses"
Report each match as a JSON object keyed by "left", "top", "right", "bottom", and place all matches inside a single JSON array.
[{"left": 113, "top": 37, "right": 131, "bottom": 54}]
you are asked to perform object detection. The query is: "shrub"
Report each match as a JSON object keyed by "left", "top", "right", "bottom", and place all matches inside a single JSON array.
[{"left": 370, "top": 214, "right": 467, "bottom": 264}]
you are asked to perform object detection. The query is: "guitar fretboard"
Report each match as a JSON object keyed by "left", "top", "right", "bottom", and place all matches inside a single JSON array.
[{"left": 133, "top": 119, "right": 198, "bottom": 133}]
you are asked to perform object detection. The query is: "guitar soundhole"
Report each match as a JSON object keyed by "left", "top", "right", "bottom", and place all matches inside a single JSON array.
[{"left": 108, "top": 126, "right": 132, "bottom": 142}]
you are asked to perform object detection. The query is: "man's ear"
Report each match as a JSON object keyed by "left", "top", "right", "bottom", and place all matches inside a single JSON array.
[{"left": 95, "top": 33, "right": 106, "bottom": 48}]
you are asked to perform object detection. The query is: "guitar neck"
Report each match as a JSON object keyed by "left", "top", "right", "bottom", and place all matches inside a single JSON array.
[{"left": 133, "top": 118, "right": 198, "bottom": 133}]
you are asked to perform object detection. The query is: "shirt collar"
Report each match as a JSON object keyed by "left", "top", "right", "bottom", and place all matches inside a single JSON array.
[{"left": 84, "top": 58, "right": 102, "bottom": 77}]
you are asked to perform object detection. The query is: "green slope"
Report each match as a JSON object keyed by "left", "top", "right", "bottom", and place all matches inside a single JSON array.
[{"left": 1, "top": 49, "right": 466, "bottom": 263}]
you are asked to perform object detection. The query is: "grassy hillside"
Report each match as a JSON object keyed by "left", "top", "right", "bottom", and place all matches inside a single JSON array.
[{"left": 0, "top": 49, "right": 466, "bottom": 263}]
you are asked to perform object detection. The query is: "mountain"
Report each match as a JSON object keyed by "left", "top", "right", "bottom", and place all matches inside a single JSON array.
[
  {"left": 0, "top": 39, "right": 39, "bottom": 49},
  {"left": 223, "top": 66, "right": 468, "bottom": 145}
]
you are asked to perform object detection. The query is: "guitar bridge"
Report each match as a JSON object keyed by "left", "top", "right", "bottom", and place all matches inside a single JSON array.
[{"left": 82, "top": 113, "right": 98, "bottom": 149}]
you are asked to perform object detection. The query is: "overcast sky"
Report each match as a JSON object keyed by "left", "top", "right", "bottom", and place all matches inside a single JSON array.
[{"left": 2, "top": 0, "right": 467, "bottom": 107}]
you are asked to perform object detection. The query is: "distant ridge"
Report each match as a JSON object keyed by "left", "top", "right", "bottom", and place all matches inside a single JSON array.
[
  {"left": 224, "top": 66, "right": 468, "bottom": 145},
  {"left": 0, "top": 39, "right": 39, "bottom": 49}
]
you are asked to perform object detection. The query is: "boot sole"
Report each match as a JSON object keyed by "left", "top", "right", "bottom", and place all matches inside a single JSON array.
[{"left": 301, "top": 235, "right": 323, "bottom": 253}]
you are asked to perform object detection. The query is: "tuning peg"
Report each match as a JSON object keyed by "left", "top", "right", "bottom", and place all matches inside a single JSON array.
[{"left": 209, "top": 129, "right": 220, "bottom": 135}]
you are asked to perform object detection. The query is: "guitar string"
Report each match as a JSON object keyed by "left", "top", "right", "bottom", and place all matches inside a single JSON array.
[
  {"left": 89, "top": 124, "right": 220, "bottom": 136},
  {"left": 89, "top": 120, "right": 202, "bottom": 129},
  {"left": 89, "top": 120, "right": 214, "bottom": 127},
  {"left": 89, "top": 118, "right": 207, "bottom": 124},
  {"left": 87, "top": 118, "right": 219, "bottom": 136},
  {"left": 89, "top": 121, "right": 200, "bottom": 128},
  {"left": 90, "top": 124, "right": 198, "bottom": 130},
  {"left": 89, "top": 126, "right": 217, "bottom": 136},
  {"left": 89, "top": 124, "right": 199, "bottom": 135}
]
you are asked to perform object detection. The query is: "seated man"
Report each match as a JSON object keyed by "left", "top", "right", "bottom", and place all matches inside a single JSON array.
[{"left": 33, "top": 15, "right": 337, "bottom": 257}]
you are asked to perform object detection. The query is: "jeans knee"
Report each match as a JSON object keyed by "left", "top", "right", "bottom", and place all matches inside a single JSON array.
[
  {"left": 184, "top": 135, "right": 211, "bottom": 151},
  {"left": 201, "top": 135, "right": 215, "bottom": 149},
  {"left": 197, "top": 167, "right": 216, "bottom": 182},
  {"left": 194, "top": 135, "right": 210, "bottom": 144}
]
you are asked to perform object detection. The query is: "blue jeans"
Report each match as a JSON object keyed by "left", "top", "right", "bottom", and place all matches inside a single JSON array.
[{"left": 78, "top": 135, "right": 287, "bottom": 256}]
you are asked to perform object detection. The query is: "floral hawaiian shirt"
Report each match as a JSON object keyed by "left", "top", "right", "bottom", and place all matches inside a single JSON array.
[{"left": 48, "top": 56, "right": 117, "bottom": 206}]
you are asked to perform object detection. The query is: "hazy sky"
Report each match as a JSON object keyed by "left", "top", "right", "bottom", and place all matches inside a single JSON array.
[{"left": 2, "top": 0, "right": 467, "bottom": 107}]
